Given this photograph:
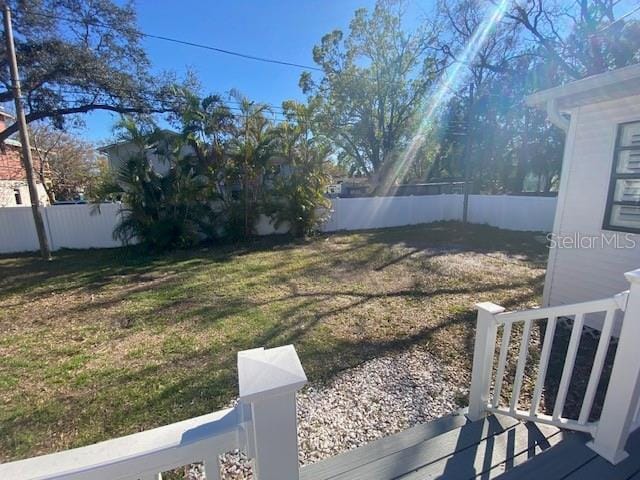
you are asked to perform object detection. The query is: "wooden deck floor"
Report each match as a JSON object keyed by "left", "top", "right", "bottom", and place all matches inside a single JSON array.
[{"left": 300, "top": 412, "right": 640, "bottom": 480}]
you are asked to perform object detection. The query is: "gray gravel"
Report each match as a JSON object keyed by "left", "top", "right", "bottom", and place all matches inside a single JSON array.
[
  {"left": 296, "top": 345, "right": 464, "bottom": 464},
  {"left": 191, "top": 345, "right": 464, "bottom": 479}
]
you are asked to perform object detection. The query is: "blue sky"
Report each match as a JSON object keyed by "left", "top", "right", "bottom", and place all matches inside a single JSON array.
[{"left": 83, "top": 0, "right": 428, "bottom": 144}]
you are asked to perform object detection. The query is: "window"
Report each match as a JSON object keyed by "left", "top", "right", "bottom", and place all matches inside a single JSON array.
[
  {"left": 603, "top": 121, "right": 640, "bottom": 233},
  {"left": 13, "top": 189, "right": 22, "bottom": 205}
]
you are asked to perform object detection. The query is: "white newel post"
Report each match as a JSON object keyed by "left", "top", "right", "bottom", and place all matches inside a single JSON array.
[
  {"left": 468, "top": 302, "right": 504, "bottom": 421},
  {"left": 237, "top": 345, "right": 307, "bottom": 480},
  {"left": 588, "top": 269, "right": 640, "bottom": 464}
]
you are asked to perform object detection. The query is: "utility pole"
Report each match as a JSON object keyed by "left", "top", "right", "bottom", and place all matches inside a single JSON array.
[
  {"left": 462, "top": 82, "right": 474, "bottom": 225},
  {"left": 243, "top": 106, "right": 250, "bottom": 238},
  {"left": 3, "top": 4, "right": 51, "bottom": 259}
]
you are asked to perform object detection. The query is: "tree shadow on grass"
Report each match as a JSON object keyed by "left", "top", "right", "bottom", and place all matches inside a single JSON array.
[
  {"left": 0, "top": 222, "right": 548, "bottom": 460},
  {"left": 0, "top": 236, "right": 308, "bottom": 301},
  {"left": 0, "top": 279, "right": 545, "bottom": 462},
  {"left": 0, "top": 221, "right": 547, "bottom": 308},
  {"left": 354, "top": 221, "right": 549, "bottom": 266}
]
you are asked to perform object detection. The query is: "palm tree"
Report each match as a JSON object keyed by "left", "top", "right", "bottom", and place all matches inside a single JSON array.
[
  {"left": 102, "top": 116, "right": 222, "bottom": 250},
  {"left": 267, "top": 101, "right": 332, "bottom": 237},
  {"left": 227, "top": 90, "right": 277, "bottom": 238}
]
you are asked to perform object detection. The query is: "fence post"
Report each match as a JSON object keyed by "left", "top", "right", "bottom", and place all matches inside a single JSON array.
[
  {"left": 468, "top": 302, "right": 504, "bottom": 421},
  {"left": 238, "top": 345, "right": 307, "bottom": 480},
  {"left": 587, "top": 269, "right": 640, "bottom": 464}
]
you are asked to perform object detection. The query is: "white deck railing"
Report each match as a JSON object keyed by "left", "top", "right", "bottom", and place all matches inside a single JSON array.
[
  {"left": 0, "top": 345, "right": 307, "bottom": 480},
  {"left": 469, "top": 268, "right": 640, "bottom": 465}
]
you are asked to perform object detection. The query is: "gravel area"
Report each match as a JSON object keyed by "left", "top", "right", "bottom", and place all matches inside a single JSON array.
[
  {"left": 296, "top": 345, "right": 464, "bottom": 464},
  {"left": 208, "top": 345, "right": 465, "bottom": 479}
]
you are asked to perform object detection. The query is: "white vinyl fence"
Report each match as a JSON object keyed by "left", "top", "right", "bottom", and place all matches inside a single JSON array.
[
  {"left": 0, "top": 203, "right": 126, "bottom": 254},
  {"left": 320, "top": 194, "right": 557, "bottom": 233},
  {"left": 0, "top": 195, "right": 557, "bottom": 254}
]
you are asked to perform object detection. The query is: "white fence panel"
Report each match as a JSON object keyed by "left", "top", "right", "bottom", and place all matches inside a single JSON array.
[
  {"left": 0, "top": 206, "right": 40, "bottom": 253},
  {"left": 321, "top": 194, "right": 466, "bottom": 232},
  {"left": 468, "top": 195, "right": 557, "bottom": 231},
  {"left": 321, "top": 194, "right": 553, "bottom": 233},
  {"left": 328, "top": 196, "right": 414, "bottom": 231},
  {"left": 45, "top": 204, "right": 125, "bottom": 250}
]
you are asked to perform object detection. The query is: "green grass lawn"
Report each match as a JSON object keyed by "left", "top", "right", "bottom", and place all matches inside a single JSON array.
[{"left": 0, "top": 221, "right": 547, "bottom": 462}]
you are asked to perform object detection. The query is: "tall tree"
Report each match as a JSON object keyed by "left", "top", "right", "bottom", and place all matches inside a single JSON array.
[
  {"left": 301, "top": 0, "right": 443, "bottom": 189},
  {"left": 0, "top": 0, "right": 187, "bottom": 143},
  {"left": 30, "top": 123, "right": 100, "bottom": 202},
  {"left": 433, "top": 0, "right": 568, "bottom": 193},
  {"left": 503, "top": 0, "right": 640, "bottom": 80}
]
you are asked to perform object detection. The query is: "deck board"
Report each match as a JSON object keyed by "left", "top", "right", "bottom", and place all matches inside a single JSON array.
[
  {"left": 300, "top": 412, "right": 471, "bottom": 480},
  {"left": 483, "top": 430, "right": 595, "bottom": 480},
  {"left": 300, "top": 416, "right": 640, "bottom": 480},
  {"left": 562, "top": 429, "right": 640, "bottom": 480},
  {"left": 478, "top": 427, "right": 566, "bottom": 479},
  {"left": 301, "top": 415, "right": 522, "bottom": 480},
  {"left": 397, "top": 421, "right": 561, "bottom": 480}
]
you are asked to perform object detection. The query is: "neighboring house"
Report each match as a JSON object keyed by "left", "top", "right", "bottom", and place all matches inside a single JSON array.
[
  {"left": 327, "top": 177, "right": 372, "bottom": 197},
  {"left": 0, "top": 111, "right": 49, "bottom": 207},
  {"left": 99, "top": 130, "right": 183, "bottom": 177},
  {"left": 100, "top": 132, "right": 294, "bottom": 196},
  {"left": 526, "top": 63, "right": 640, "bottom": 311},
  {"left": 388, "top": 180, "right": 465, "bottom": 196}
]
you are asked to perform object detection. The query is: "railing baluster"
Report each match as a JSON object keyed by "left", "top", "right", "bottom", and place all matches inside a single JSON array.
[
  {"left": 204, "top": 458, "right": 222, "bottom": 480},
  {"left": 139, "top": 473, "right": 162, "bottom": 480},
  {"left": 510, "top": 318, "right": 533, "bottom": 413},
  {"left": 553, "top": 313, "right": 585, "bottom": 420},
  {"left": 491, "top": 322, "right": 512, "bottom": 408},
  {"left": 578, "top": 309, "right": 616, "bottom": 424},
  {"left": 529, "top": 316, "right": 557, "bottom": 416}
]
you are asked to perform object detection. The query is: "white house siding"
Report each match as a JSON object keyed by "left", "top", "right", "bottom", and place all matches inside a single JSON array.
[
  {"left": 103, "top": 142, "right": 173, "bottom": 176},
  {"left": 0, "top": 180, "right": 49, "bottom": 207},
  {"left": 544, "top": 94, "right": 640, "bottom": 311}
]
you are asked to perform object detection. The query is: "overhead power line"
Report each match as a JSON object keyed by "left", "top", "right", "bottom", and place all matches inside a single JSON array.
[
  {"left": 27, "top": 11, "right": 324, "bottom": 72},
  {"left": 595, "top": 4, "right": 640, "bottom": 34},
  {"left": 49, "top": 85, "right": 294, "bottom": 113},
  {"left": 10, "top": 12, "right": 476, "bottom": 129},
  {"left": 23, "top": 10, "right": 422, "bottom": 85},
  {"left": 12, "top": 10, "right": 440, "bottom": 116}
]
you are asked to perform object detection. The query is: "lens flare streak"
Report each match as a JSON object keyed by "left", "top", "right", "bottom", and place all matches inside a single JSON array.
[{"left": 377, "top": 0, "right": 510, "bottom": 199}]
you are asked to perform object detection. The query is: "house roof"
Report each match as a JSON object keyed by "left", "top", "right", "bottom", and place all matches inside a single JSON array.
[
  {"left": 98, "top": 129, "right": 180, "bottom": 153},
  {"left": 4, "top": 138, "right": 21, "bottom": 148},
  {"left": 526, "top": 63, "right": 640, "bottom": 110}
]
